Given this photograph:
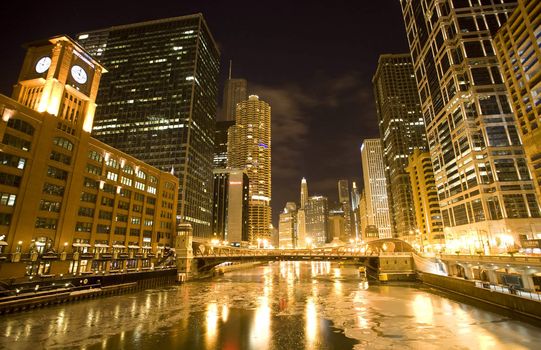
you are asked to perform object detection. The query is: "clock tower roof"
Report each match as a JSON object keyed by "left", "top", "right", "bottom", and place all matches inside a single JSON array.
[{"left": 23, "top": 35, "right": 107, "bottom": 73}]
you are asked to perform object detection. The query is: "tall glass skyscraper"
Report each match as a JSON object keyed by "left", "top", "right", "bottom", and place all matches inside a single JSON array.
[
  {"left": 373, "top": 53, "right": 428, "bottom": 240},
  {"left": 400, "top": 0, "right": 541, "bottom": 252},
  {"left": 77, "top": 14, "right": 220, "bottom": 238}
]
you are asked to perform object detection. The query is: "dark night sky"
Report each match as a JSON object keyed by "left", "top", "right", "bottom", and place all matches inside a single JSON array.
[{"left": 0, "top": 0, "right": 409, "bottom": 226}]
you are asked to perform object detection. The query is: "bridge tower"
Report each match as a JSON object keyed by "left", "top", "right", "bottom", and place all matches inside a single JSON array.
[{"left": 175, "top": 223, "right": 194, "bottom": 282}]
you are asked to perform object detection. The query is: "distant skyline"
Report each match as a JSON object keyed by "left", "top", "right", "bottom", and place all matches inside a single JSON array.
[{"left": 0, "top": 0, "right": 409, "bottom": 225}]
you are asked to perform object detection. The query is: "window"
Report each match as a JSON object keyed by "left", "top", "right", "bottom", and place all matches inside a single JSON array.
[
  {"left": 123, "top": 165, "right": 134, "bottom": 175},
  {"left": 7, "top": 118, "right": 34, "bottom": 135},
  {"left": 102, "top": 183, "right": 116, "bottom": 194},
  {"left": 129, "top": 228, "right": 140, "bottom": 236},
  {"left": 135, "top": 181, "right": 145, "bottom": 190},
  {"left": 106, "top": 157, "right": 119, "bottom": 169},
  {"left": 117, "top": 201, "right": 129, "bottom": 210},
  {"left": 40, "top": 200, "right": 61, "bottom": 212},
  {"left": 86, "top": 164, "right": 101, "bottom": 175},
  {"left": 0, "top": 213, "right": 12, "bottom": 225},
  {"left": 53, "top": 137, "right": 73, "bottom": 151},
  {"left": 131, "top": 217, "right": 141, "bottom": 225},
  {"left": 50, "top": 151, "right": 71, "bottom": 165},
  {"left": 35, "top": 217, "right": 58, "bottom": 229},
  {"left": 134, "top": 193, "right": 145, "bottom": 202},
  {"left": 136, "top": 170, "right": 147, "bottom": 179},
  {"left": 2, "top": 133, "right": 31, "bottom": 151},
  {"left": 75, "top": 222, "right": 92, "bottom": 232},
  {"left": 144, "top": 219, "right": 153, "bottom": 226},
  {"left": 101, "top": 197, "right": 114, "bottom": 207},
  {"left": 88, "top": 150, "right": 103, "bottom": 163},
  {"left": 47, "top": 166, "right": 68, "bottom": 180},
  {"left": 132, "top": 204, "right": 142, "bottom": 213},
  {"left": 80, "top": 192, "right": 97, "bottom": 203},
  {"left": 84, "top": 177, "right": 99, "bottom": 189},
  {"left": 116, "top": 214, "right": 128, "bottom": 222},
  {"left": 96, "top": 224, "right": 110, "bottom": 234},
  {"left": 119, "top": 188, "right": 132, "bottom": 198},
  {"left": 78, "top": 207, "right": 95, "bottom": 217},
  {"left": 99, "top": 210, "right": 112, "bottom": 220},
  {"left": 0, "top": 193, "right": 16, "bottom": 206},
  {"left": 147, "top": 197, "right": 156, "bottom": 205},
  {"left": 0, "top": 172, "right": 22, "bottom": 188},
  {"left": 147, "top": 186, "right": 156, "bottom": 194},
  {"left": 106, "top": 171, "right": 118, "bottom": 181},
  {"left": 43, "top": 183, "right": 64, "bottom": 196},
  {"left": 0, "top": 153, "right": 26, "bottom": 169},
  {"left": 120, "top": 176, "right": 132, "bottom": 186},
  {"left": 115, "top": 227, "right": 127, "bottom": 235}
]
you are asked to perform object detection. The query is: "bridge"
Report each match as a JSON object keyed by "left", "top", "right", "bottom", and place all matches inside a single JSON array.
[{"left": 173, "top": 224, "right": 416, "bottom": 280}]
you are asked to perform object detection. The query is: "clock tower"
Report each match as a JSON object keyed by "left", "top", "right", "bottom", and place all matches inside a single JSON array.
[{"left": 12, "top": 35, "right": 106, "bottom": 133}]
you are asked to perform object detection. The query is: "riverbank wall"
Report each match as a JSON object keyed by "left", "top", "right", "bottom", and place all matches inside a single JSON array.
[
  {"left": 418, "top": 272, "right": 541, "bottom": 321},
  {"left": 0, "top": 268, "right": 176, "bottom": 314}
]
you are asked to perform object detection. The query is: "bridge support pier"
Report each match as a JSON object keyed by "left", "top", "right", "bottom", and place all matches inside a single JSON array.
[{"left": 175, "top": 223, "right": 194, "bottom": 282}]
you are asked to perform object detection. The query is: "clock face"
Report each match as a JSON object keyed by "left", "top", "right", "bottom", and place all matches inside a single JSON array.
[
  {"left": 71, "top": 65, "right": 88, "bottom": 84},
  {"left": 35, "top": 57, "right": 51, "bottom": 74}
]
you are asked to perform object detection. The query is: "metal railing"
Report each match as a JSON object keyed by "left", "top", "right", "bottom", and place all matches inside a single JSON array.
[
  {"left": 474, "top": 281, "right": 541, "bottom": 302},
  {"left": 440, "top": 254, "right": 541, "bottom": 267}
]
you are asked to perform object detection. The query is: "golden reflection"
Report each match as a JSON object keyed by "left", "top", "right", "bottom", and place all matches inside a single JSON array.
[
  {"left": 333, "top": 267, "right": 341, "bottom": 278},
  {"left": 250, "top": 295, "right": 271, "bottom": 350},
  {"left": 412, "top": 294, "right": 434, "bottom": 325},
  {"left": 334, "top": 280, "right": 342, "bottom": 296},
  {"left": 5, "top": 324, "right": 11, "bottom": 337},
  {"left": 357, "top": 315, "right": 369, "bottom": 329},
  {"left": 206, "top": 303, "right": 218, "bottom": 348},
  {"left": 221, "top": 304, "right": 229, "bottom": 323},
  {"left": 305, "top": 297, "right": 318, "bottom": 349}
]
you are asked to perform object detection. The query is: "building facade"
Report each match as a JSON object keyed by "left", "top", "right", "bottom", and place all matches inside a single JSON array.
[
  {"left": 305, "top": 196, "right": 328, "bottom": 247},
  {"left": 405, "top": 149, "right": 446, "bottom": 252},
  {"left": 0, "top": 36, "right": 178, "bottom": 279},
  {"left": 278, "top": 202, "right": 297, "bottom": 248},
  {"left": 228, "top": 95, "right": 271, "bottom": 242},
  {"left": 211, "top": 169, "right": 249, "bottom": 243},
  {"left": 222, "top": 78, "right": 248, "bottom": 122},
  {"left": 213, "top": 120, "right": 235, "bottom": 168},
  {"left": 77, "top": 14, "right": 220, "bottom": 238},
  {"left": 400, "top": 0, "right": 541, "bottom": 253},
  {"left": 494, "top": 0, "right": 541, "bottom": 202},
  {"left": 328, "top": 209, "right": 345, "bottom": 243},
  {"left": 361, "top": 139, "right": 392, "bottom": 239},
  {"left": 296, "top": 177, "right": 308, "bottom": 248},
  {"left": 373, "top": 53, "right": 428, "bottom": 241},
  {"left": 337, "top": 179, "right": 353, "bottom": 240},
  {"left": 350, "top": 181, "right": 361, "bottom": 240}
]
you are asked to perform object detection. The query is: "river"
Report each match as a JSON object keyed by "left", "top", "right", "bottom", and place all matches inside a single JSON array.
[{"left": 1, "top": 261, "right": 540, "bottom": 349}]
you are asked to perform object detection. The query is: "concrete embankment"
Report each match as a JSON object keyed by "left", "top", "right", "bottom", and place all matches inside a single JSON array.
[
  {"left": 418, "top": 272, "right": 541, "bottom": 321},
  {"left": 0, "top": 269, "right": 176, "bottom": 314},
  {"left": 214, "top": 261, "right": 266, "bottom": 275}
]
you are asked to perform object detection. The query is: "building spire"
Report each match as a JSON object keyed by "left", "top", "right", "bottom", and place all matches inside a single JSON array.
[{"left": 228, "top": 60, "right": 232, "bottom": 79}]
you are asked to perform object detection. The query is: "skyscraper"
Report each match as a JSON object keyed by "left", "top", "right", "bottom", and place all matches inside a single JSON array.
[
  {"left": 213, "top": 120, "right": 235, "bottom": 168},
  {"left": 306, "top": 196, "right": 328, "bottom": 247},
  {"left": 337, "top": 179, "right": 353, "bottom": 240},
  {"left": 77, "top": 14, "right": 220, "bottom": 238},
  {"left": 494, "top": 0, "right": 541, "bottom": 201},
  {"left": 297, "top": 177, "right": 308, "bottom": 247},
  {"left": 400, "top": 0, "right": 541, "bottom": 251},
  {"left": 212, "top": 169, "right": 249, "bottom": 243},
  {"left": 373, "top": 53, "right": 428, "bottom": 241},
  {"left": 222, "top": 62, "right": 248, "bottom": 122},
  {"left": 228, "top": 95, "right": 271, "bottom": 242},
  {"left": 278, "top": 202, "right": 297, "bottom": 248},
  {"left": 360, "top": 139, "right": 392, "bottom": 239},
  {"left": 405, "top": 149, "right": 445, "bottom": 252},
  {"left": 350, "top": 181, "right": 361, "bottom": 240}
]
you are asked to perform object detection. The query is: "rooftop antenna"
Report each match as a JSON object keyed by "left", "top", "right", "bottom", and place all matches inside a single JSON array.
[{"left": 228, "top": 60, "right": 232, "bottom": 79}]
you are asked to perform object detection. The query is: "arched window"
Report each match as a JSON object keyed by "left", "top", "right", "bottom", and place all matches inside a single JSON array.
[
  {"left": 7, "top": 118, "right": 35, "bottom": 136},
  {"left": 53, "top": 137, "right": 74, "bottom": 151}
]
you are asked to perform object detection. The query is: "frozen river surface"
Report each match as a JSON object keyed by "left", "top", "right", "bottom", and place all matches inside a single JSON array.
[{"left": 1, "top": 261, "right": 541, "bottom": 349}]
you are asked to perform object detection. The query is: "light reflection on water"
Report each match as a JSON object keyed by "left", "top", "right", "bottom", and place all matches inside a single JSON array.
[{"left": 0, "top": 261, "right": 540, "bottom": 350}]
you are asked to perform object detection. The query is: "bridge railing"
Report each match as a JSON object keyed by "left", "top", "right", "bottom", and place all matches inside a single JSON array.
[{"left": 440, "top": 254, "right": 541, "bottom": 267}]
